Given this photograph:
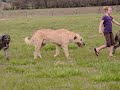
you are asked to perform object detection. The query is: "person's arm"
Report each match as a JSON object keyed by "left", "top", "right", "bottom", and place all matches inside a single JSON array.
[
  {"left": 112, "top": 19, "right": 120, "bottom": 26},
  {"left": 99, "top": 20, "right": 104, "bottom": 34}
]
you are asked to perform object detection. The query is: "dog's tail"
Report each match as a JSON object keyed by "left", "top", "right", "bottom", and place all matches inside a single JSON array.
[{"left": 24, "top": 37, "right": 32, "bottom": 45}]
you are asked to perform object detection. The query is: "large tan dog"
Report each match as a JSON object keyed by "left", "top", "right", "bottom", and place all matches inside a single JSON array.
[{"left": 25, "top": 29, "right": 85, "bottom": 59}]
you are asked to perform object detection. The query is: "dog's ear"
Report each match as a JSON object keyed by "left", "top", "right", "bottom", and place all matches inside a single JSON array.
[{"left": 74, "top": 36, "right": 77, "bottom": 40}]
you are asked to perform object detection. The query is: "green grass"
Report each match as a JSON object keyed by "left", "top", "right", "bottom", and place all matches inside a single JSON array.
[{"left": 0, "top": 13, "right": 120, "bottom": 90}]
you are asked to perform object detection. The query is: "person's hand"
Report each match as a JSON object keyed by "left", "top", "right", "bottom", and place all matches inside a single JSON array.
[{"left": 99, "top": 30, "right": 103, "bottom": 34}]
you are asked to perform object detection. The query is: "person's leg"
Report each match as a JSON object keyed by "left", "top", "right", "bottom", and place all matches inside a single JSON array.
[
  {"left": 109, "top": 32, "right": 116, "bottom": 57},
  {"left": 96, "top": 44, "right": 106, "bottom": 53},
  {"left": 103, "top": 32, "right": 111, "bottom": 56},
  {"left": 109, "top": 46, "right": 114, "bottom": 56},
  {"left": 96, "top": 32, "right": 110, "bottom": 53}
]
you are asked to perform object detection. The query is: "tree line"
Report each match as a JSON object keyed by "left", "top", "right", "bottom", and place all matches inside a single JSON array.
[{"left": 1, "top": 0, "right": 120, "bottom": 10}]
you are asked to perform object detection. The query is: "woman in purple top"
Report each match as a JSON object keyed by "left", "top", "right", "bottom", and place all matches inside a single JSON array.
[{"left": 94, "top": 6, "right": 120, "bottom": 57}]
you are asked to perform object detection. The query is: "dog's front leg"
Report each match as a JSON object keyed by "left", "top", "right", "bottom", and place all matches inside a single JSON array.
[
  {"left": 62, "top": 44, "right": 70, "bottom": 59},
  {"left": 4, "top": 49, "right": 9, "bottom": 60},
  {"left": 54, "top": 45, "right": 60, "bottom": 57},
  {"left": 34, "top": 45, "right": 42, "bottom": 59},
  {"left": 113, "top": 42, "right": 120, "bottom": 54}
]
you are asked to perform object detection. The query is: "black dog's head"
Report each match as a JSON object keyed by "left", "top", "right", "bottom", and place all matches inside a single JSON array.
[
  {"left": 2, "top": 35, "right": 11, "bottom": 48},
  {"left": 115, "top": 30, "right": 120, "bottom": 42}
]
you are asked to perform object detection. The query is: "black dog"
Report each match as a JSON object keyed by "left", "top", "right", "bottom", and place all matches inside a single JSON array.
[
  {"left": 113, "top": 30, "right": 120, "bottom": 54},
  {"left": 0, "top": 35, "right": 10, "bottom": 60}
]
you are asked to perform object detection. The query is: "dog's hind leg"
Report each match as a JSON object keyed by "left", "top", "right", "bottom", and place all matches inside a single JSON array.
[
  {"left": 34, "top": 44, "right": 42, "bottom": 59},
  {"left": 37, "top": 43, "right": 46, "bottom": 58},
  {"left": 37, "top": 52, "right": 42, "bottom": 59},
  {"left": 113, "top": 42, "right": 120, "bottom": 54},
  {"left": 62, "top": 44, "right": 70, "bottom": 59},
  {"left": 54, "top": 45, "right": 60, "bottom": 57}
]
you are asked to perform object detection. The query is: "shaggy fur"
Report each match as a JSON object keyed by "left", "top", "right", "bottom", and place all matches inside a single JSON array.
[
  {"left": 113, "top": 30, "right": 120, "bottom": 54},
  {"left": 25, "top": 29, "right": 85, "bottom": 59},
  {"left": 0, "top": 35, "right": 10, "bottom": 60}
]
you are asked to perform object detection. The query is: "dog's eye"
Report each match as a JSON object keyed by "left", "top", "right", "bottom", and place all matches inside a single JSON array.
[{"left": 74, "top": 36, "right": 77, "bottom": 40}]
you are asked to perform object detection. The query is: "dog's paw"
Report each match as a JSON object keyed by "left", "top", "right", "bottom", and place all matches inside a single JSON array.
[{"left": 54, "top": 54, "right": 58, "bottom": 57}]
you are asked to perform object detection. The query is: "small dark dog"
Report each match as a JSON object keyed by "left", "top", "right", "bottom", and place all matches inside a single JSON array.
[
  {"left": 113, "top": 30, "right": 120, "bottom": 54},
  {"left": 0, "top": 35, "right": 10, "bottom": 60}
]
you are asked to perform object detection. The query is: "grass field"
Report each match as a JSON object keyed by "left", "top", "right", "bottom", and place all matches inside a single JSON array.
[{"left": 0, "top": 13, "right": 120, "bottom": 90}]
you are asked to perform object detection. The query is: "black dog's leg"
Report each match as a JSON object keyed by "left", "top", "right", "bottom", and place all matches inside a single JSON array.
[
  {"left": 113, "top": 42, "right": 120, "bottom": 54},
  {"left": 4, "top": 49, "right": 9, "bottom": 60}
]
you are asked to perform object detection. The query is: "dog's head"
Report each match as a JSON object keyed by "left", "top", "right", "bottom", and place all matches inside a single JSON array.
[
  {"left": 73, "top": 34, "right": 85, "bottom": 47},
  {"left": 115, "top": 30, "right": 120, "bottom": 41},
  {"left": 2, "top": 35, "right": 11, "bottom": 48}
]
